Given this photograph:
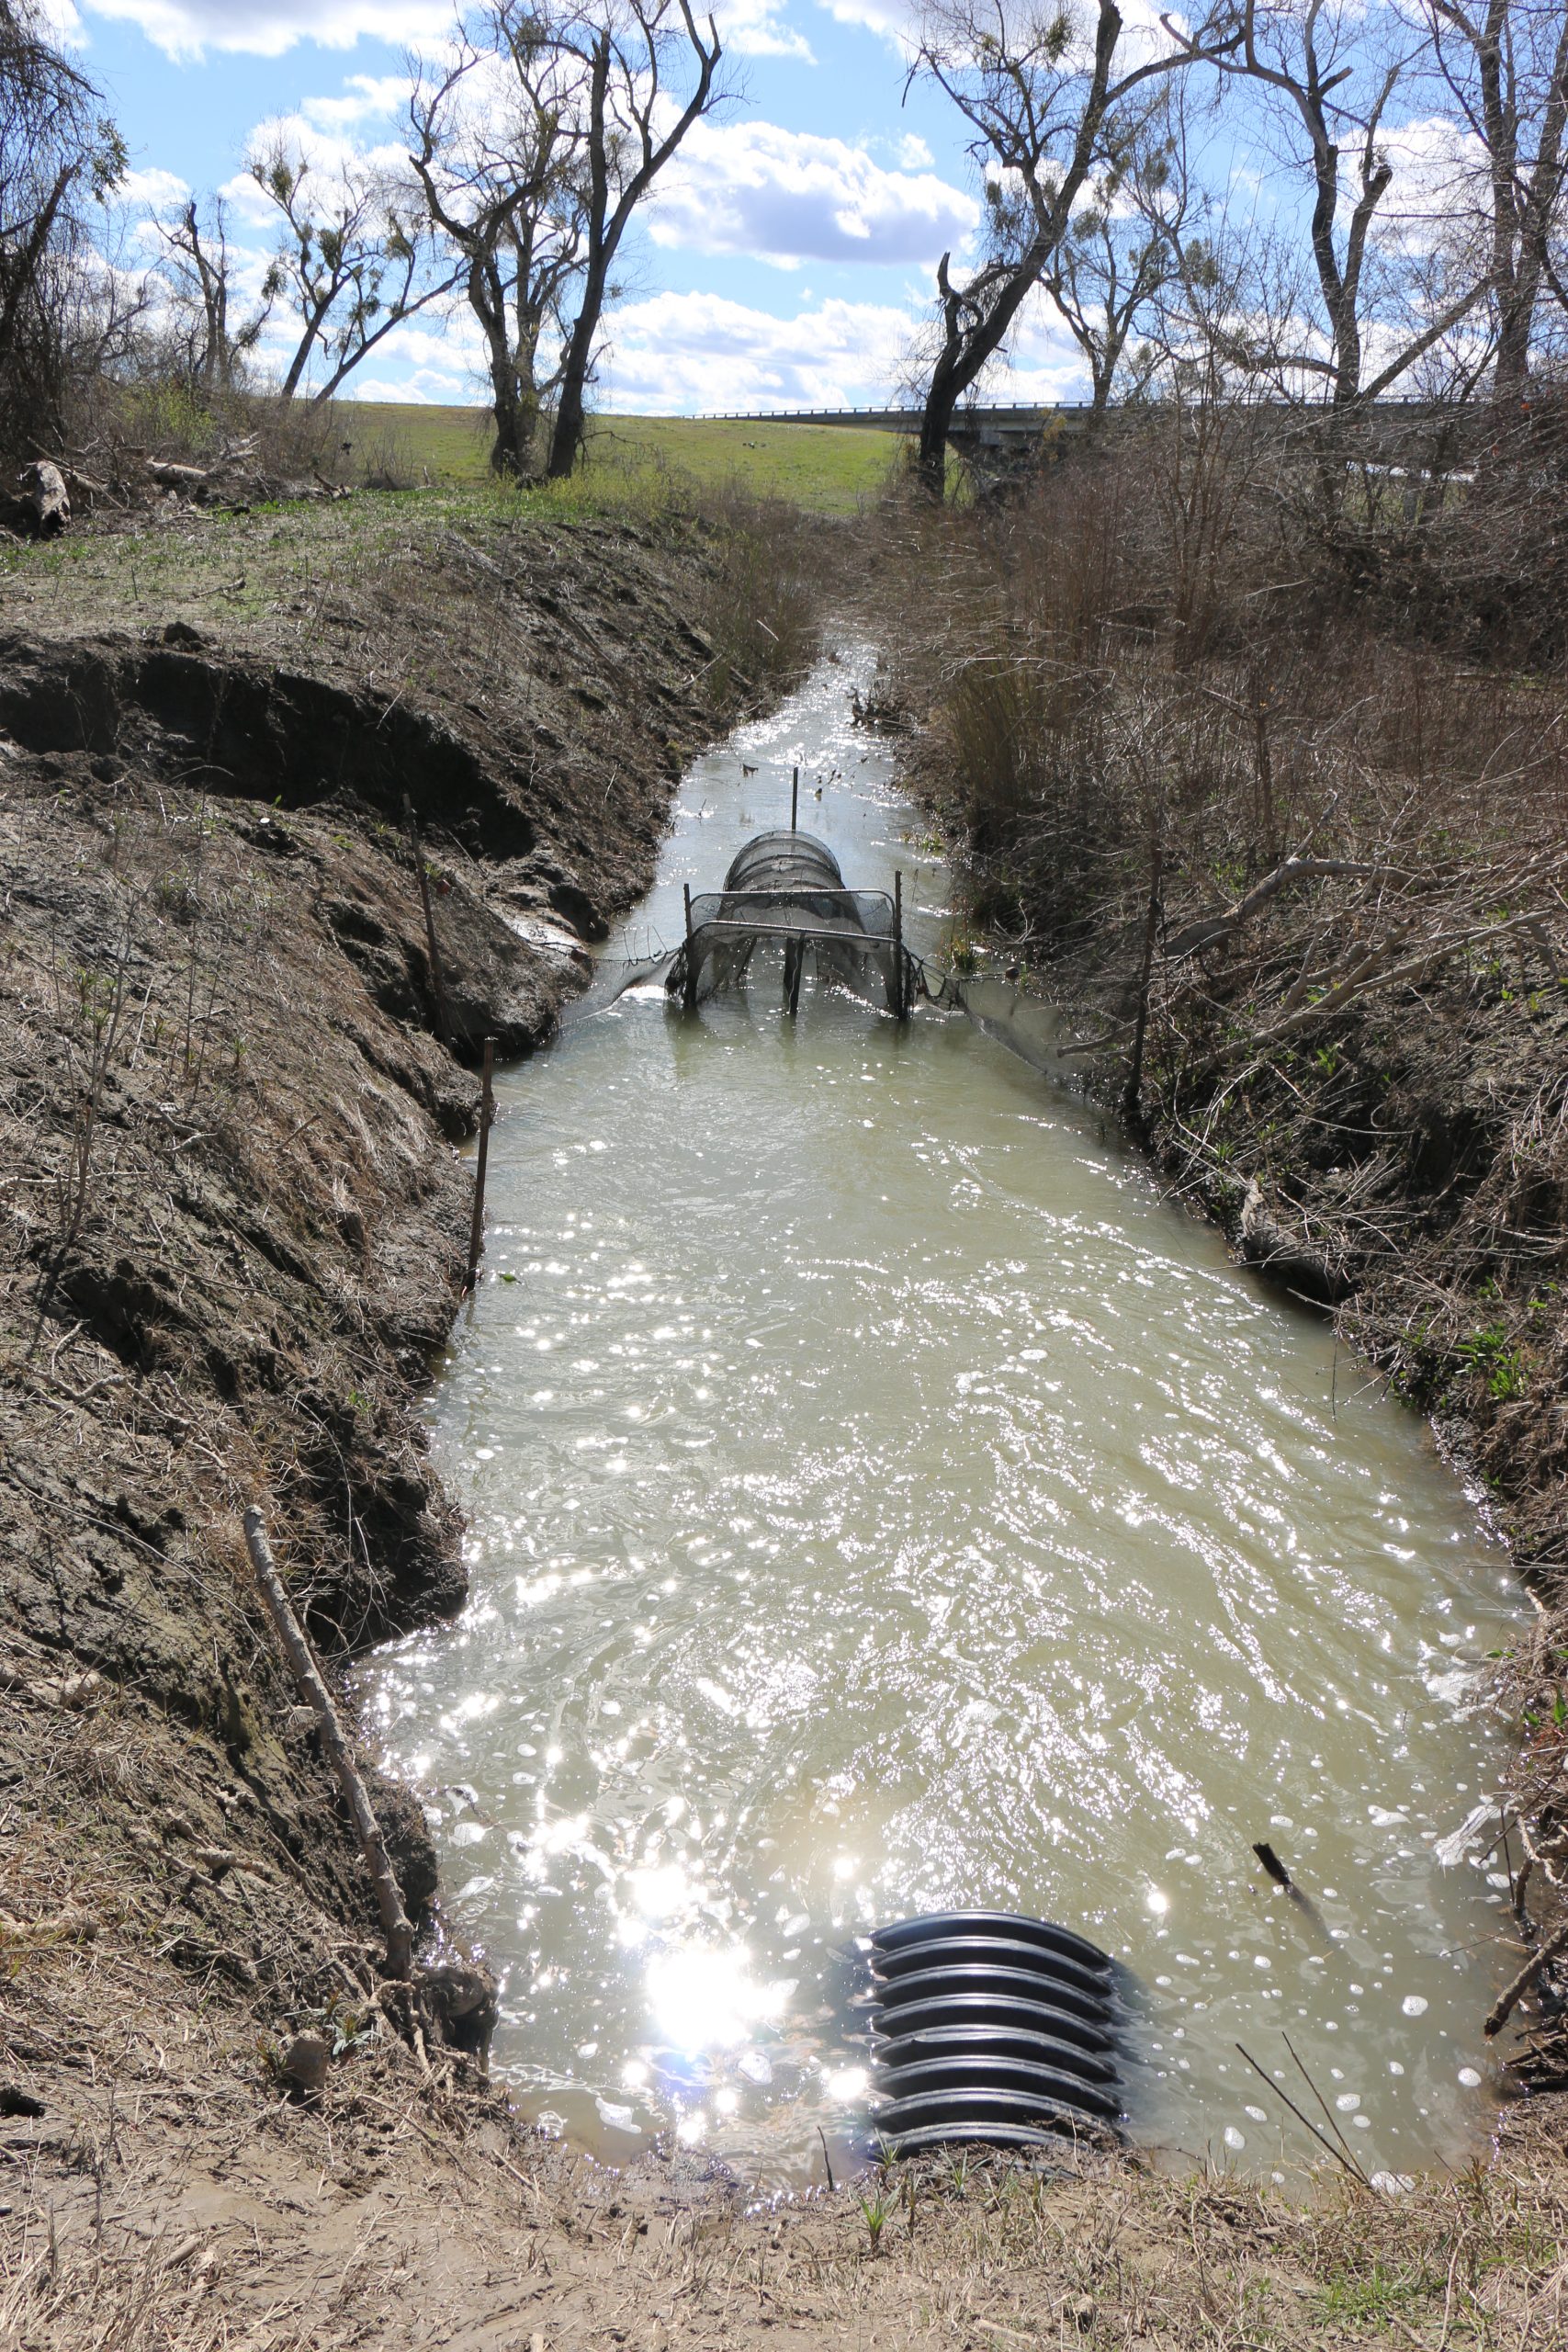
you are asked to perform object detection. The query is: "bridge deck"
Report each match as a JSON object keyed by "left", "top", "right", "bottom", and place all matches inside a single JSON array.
[{"left": 699, "top": 399, "right": 1463, "bottom": 447}]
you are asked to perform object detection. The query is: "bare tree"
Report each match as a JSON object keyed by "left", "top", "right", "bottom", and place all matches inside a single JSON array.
[
  {"left": 249, "top": 141, "right": 462, "bottom": 403},
  {"left": 411, "top": 7, "right": 590, "bottom": 477},
  {"left": 152, "top": 196, "right": 268, "bottom": 398},
  {"left": 1416, "top": 0, "right": 1568, "bottom": 413},
  {"left": 544, "top": 0, "right": 722, "bottom": 480},
  {"left": 1043, "top": 99, "right": 1197, "bottom": 411},
  {"left": 908, "top": 0, "right": 1240, "bottom": 497},
  {"left": 1185, "top": 0, "right": 1489, "bottom": 411},
  {"left": 0, "top": 0, "right": 126, "bottom": 454}
]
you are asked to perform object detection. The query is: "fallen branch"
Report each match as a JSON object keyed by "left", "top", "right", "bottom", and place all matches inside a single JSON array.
[
  {"left": 1484, "top": 1912, "right": 1568, "bottom": 2038},
  {"left": 1226, "top": 909, "right": 1551, "bottom": 1065},
  {"left": 146, "top": 458, "right": 210, "bottom": 492},
  {"left": 1165, "top": 858, "right": 1395, "bottom": 960},
  {"left": 243, "top": 1505, "right": 412, "bottom": 1981},
  {"left": 1055, "top": 1021, "right": 1134, "bottom": 1060}
]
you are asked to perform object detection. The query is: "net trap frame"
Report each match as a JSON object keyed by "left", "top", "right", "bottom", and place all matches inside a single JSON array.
[{"left": 666, "top": 826, "right": 920, "bottom": 1019}]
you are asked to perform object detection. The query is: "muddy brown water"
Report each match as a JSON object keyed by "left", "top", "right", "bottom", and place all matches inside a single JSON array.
[{"left": 363, "top": 644, "right": 1528, "bottom": 2192}]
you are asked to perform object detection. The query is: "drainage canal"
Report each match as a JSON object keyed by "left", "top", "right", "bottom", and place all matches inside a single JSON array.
[{"left": 363, "top": 643, "right": 1528, "bottom": 2191}]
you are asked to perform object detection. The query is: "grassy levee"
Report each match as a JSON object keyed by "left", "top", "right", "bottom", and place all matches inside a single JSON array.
[
  {"left": 335, "top": 400, "right": 904, "bottom": 511},
  {"left": 3, "top": 471, "right": 824, "bottom": 715}
]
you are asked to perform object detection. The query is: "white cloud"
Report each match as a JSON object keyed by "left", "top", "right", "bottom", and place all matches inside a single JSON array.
[
  {"left": 344, "top": 376, "right": 448, "bottom": 403},
  {"left": 594, "top": 280, "right": 1093, "bottom": 411},
  {"left": 114, "top": 164, "right": 190, "bottom": 211},
  {"left": 83, "top": 0, "right": 449, "bottom": 60},
  {"left": 649, "top": 118, "right": 976, "bottom": 266},
  {"left": 716, "top": 0, "right": 815, "bottom": 58},
  {"left": 814, "top": 0, "right": 919, "bottom": 52},
  {"left": 818, "top": 0, "right": 1193, "bottom": 68},
  {"left": 218, "top": 108, "right": 414, "bottom": 228},
  {"left": 1379, "top": 111, "right": 1486, "bottom": 248},
  {"left": 85, "top": 0, "right": 809, "bottom": 61},
  {"left": 299, "top": 74, "right": 413, "bottom": 131},
  {"left": 988, "top": 297, "right": 1103, "bottom": 402},
  {"left": 592, "top": 287, "right": 918, "bottom": 410},
  {"left": 342, "top": 276, "right": 1098, "bottom": 412}
]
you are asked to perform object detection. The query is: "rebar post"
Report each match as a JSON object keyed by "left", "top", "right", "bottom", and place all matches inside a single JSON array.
[
  {"left": 682, "top": 884, "right": 699, "bottom": 1012},
  {"left": 466, "top": 1037, "right": 494, "bottom": 1292},
  {"left": 404, "top": 795, "right": 455, "bottom": 1050},
  {"left": 892, "top": 869, "right": 906, "bottom": 1019}
]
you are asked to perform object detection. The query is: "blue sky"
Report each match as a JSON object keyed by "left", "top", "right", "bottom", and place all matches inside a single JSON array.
[{"left": 60, "top": 0, "right": 1106, "bottom": 409}]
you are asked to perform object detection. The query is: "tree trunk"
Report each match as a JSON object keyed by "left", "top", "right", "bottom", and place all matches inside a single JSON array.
[
  {"left": 916, "top": 379, "right": 955, "bottom": 498},
  {"left": 468, "top": 258, "right": 530, "bottom": 478},
  {"left": 279, "top": 296, "right": 334, "bottom": 403},
  {"left": 1494, "top": 292, "right": 1535, "bottom": 416},
  {"left": 916, "top": 256, "right": 967, "bottom": 498},
  {"left": 547, "top": 271, "right": 602, "bottom": 481},
  {"left": 489, "top": 367, "right": 527, "bottom": 477}
]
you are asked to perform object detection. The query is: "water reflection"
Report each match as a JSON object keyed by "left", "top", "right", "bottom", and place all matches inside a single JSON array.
[{"left": 361, "top": 645, "right": 1526, "bottom": 2189}]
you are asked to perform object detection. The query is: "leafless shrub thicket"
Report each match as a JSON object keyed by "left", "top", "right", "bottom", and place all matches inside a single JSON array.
[
  {"left": 876, "top": 411, "right": 1568, "bottom": 1661},
  {"left": 877, "top": 405, "right": 1568, "bottom": 1025}
]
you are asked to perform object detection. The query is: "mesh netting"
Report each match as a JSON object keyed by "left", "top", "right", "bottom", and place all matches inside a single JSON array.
[{"left": 667, "top": 829, "right": 919, "bottom": 1016}]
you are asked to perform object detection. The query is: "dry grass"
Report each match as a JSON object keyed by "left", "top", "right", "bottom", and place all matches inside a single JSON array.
[{"left": 5, "top": 2111, "right": 1568, "bottom": 2349}]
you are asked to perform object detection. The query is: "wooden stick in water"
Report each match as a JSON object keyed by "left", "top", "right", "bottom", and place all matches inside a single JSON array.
[
  {"left": 404, "top": 796, "right": 455, "bottom": 1049},
  {"left": 1254, "top": 1841, "right": 1292, "bottom": 1888},
  {"left": 466, "top": 1037, "right": 494, "bottom": 1293},
  {"left": 243, "top": 1506, "right": 412, "bottom": 1981},
  {"left": 1254, "top": 1841, "right": 1336, "bottom": 1954},
  {"left": 1486, "top": 1913, "right": 1568, "bottom": 2038}
]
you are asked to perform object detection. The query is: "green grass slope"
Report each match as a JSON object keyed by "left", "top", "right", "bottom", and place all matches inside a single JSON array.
[{"left": 344, "top": 403, "right": 902, "bottom": 513}]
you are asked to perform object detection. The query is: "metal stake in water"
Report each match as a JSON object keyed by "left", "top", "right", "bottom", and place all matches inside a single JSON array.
[
  {"left": 682, "top": 883, "right": 698, "bottom": 1013},
  {"left": 892, "top": 869, "right": 905, "bottom": 1020}
]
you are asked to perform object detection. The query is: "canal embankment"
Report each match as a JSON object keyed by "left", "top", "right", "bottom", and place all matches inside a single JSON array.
[{"left": 0, "top": 481, "right": 830, "bottom": 2340}]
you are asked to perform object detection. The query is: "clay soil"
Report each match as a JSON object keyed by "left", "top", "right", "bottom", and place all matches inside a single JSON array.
[{"left": 4, "top": 483, "right": 1567, "bottom": 2351}]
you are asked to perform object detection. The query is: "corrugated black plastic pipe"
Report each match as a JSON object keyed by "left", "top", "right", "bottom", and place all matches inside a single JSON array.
[{"left": 863, "top": 1910, "right": 1123, "bottom": 2154}]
